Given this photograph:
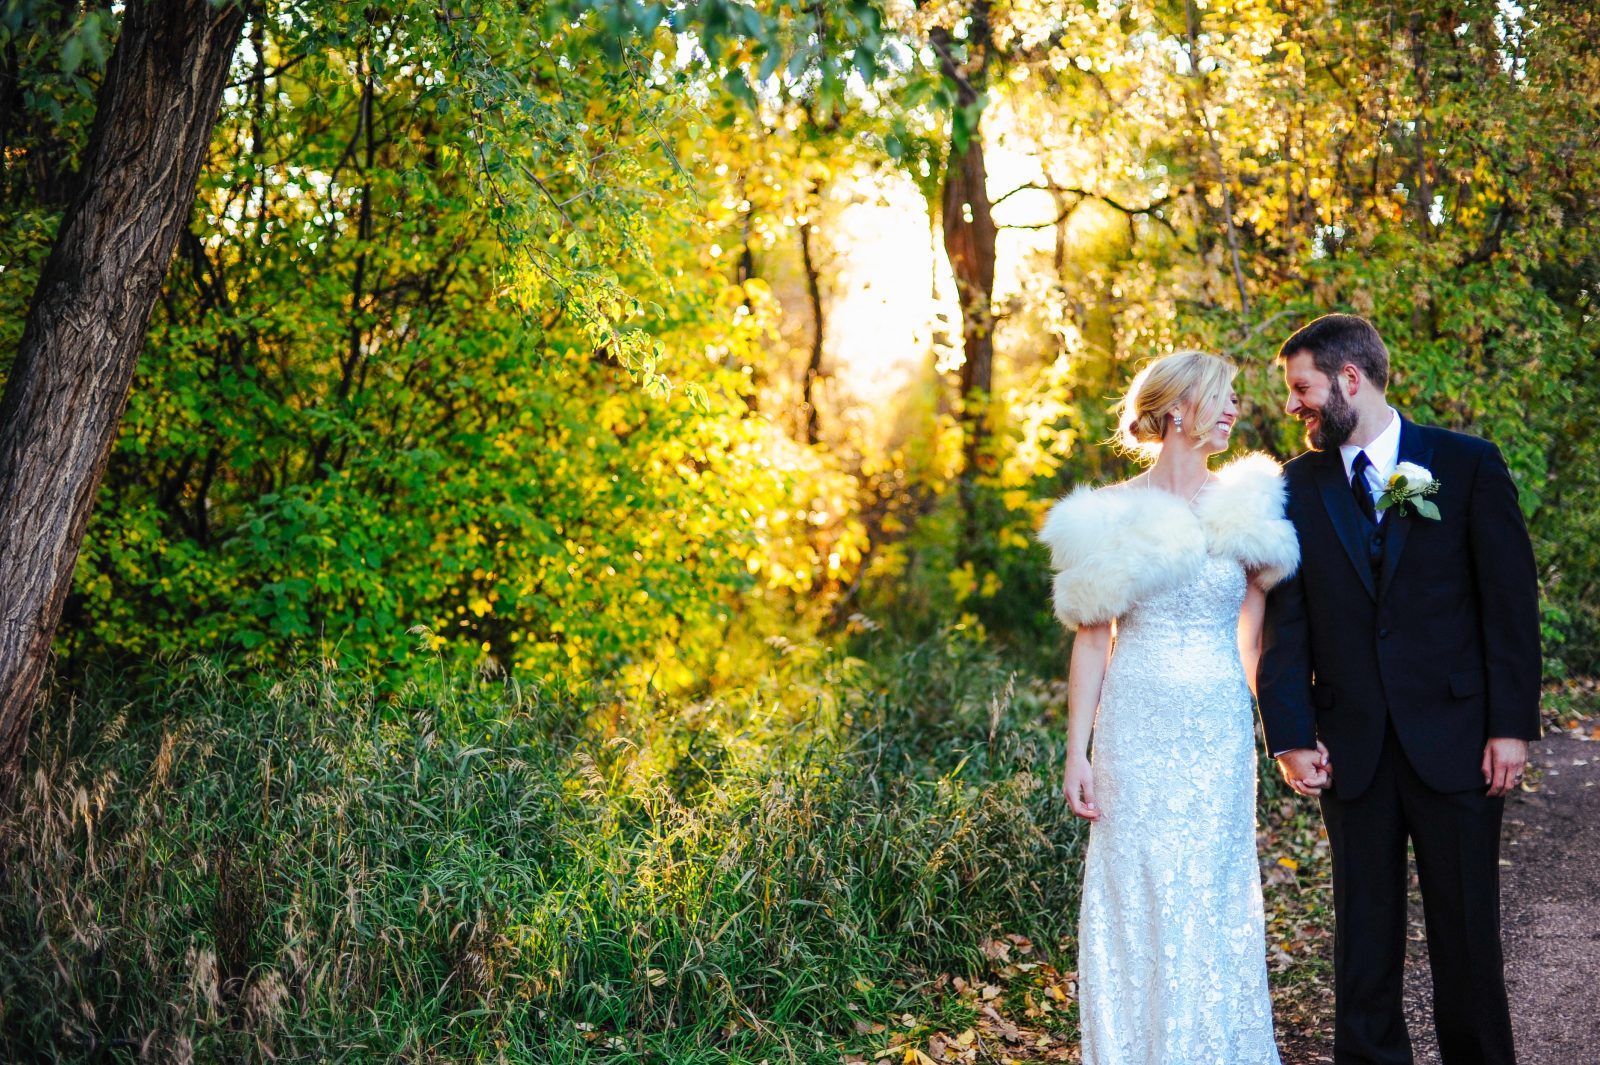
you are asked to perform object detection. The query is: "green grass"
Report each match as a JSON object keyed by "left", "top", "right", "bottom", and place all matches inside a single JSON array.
[{"left": 0, "top": 631, "right": 1087, "bottom": 1063}]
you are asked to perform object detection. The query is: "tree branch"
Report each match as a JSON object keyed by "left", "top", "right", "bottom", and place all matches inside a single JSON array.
[
  {"left": 991, "top": 181, "right": 1050, "bottom": 208},
  {"left": 994, "top": 182, "right": 1174, "bottom": 233},
  {"left": 1457, "top": 199, "right": 1517, "bottom": 267},
  {"left": 1223, "top": 309, "right": 1307, "bottom": 357},
  {"left": 224, "top": 53, "right": 306, "bottom": 89}
]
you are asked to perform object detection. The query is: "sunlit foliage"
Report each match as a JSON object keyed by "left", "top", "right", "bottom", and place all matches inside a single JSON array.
[
  {"left": 3, "top": 1, "right": 1596, "bottom": 680},
  {"left": 1, "top": 1, "right": 1597, "bottom": 1060}
]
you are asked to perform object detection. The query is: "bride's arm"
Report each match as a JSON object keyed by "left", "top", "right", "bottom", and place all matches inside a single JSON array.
[
  {"left": 1237, "top": 582, "right": 1266, "bottom": 697},
  {"left": 1063, "top": 622, "right": 1113, "bottom": 820}
]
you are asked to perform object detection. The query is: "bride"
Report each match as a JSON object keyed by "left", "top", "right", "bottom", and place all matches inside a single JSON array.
[{"left": 1037, "top": 351, "right": 1303, "bottom": 1064}]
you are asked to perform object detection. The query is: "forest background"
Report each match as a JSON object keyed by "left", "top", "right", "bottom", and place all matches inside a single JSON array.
[{"left": 1, "top": 1, "right": 1597, "bottom": 1062}]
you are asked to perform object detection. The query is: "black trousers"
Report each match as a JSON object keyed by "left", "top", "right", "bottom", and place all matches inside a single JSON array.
[{"left": 1320, "top": 721, "right": 1515, "bottom": 1065}]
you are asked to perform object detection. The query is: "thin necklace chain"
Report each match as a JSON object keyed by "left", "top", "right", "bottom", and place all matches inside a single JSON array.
[{"left": 1140, "top": 470, "right": 1212, "bottom": 505}]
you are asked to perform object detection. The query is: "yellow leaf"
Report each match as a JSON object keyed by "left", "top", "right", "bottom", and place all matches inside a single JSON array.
[{"left": 947, "top": 563, "right": 977, "bottom": 601}]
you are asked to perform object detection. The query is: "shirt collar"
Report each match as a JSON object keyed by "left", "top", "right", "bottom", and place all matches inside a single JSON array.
[{"left": 1340, "top": 406, "right": 1402, "bottom": 483}]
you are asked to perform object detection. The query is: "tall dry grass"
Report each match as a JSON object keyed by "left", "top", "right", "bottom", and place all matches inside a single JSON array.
[{"left": 0, "top": 632, "right": 1085, "bottom": 1062}]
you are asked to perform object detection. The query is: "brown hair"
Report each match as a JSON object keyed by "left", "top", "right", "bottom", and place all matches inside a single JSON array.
[{"left": 1276, "top": 313, "right": 1390, "bottom": 389}]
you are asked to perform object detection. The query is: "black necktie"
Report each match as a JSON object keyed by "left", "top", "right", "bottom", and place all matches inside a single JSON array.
[{"left": 1350, "top": 451, "right": 1378, "bottom": 525}]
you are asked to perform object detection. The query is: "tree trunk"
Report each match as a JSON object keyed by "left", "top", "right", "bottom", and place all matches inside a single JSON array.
[
  {"left": 798, "top": 212, "right": 826, "bottom": 446},
  {"left": 1407, "top": 12, "right": 1434, "bottom": 240},
  {"left": 934, "top": 4, "right": 996, "bottom": 555},
  {"left": 1184, "top": 0, "right": 1250, "bottom": 314},
  {"left": 729, "top": 171, "right": 762, "bottom": 412},
  {"left": 0, "top": 0, "right": 246, "bottom": 796},
  {"left": 944, "top": 134, "right": 997, "bottom": 542}
]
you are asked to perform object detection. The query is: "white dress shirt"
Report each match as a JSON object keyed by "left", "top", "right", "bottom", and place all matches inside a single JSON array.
[{"left": 1340, "top": 406, "right": 1401, "bottom": 521}]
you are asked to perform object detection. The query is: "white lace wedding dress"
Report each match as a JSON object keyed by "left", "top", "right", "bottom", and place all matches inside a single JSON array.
[
  {"left": 1037, "top": 454, "right": 1296, "bottom": 1065},
  {"left": 1078, "top": 552, "right": 1280, "bottom": 1064}
]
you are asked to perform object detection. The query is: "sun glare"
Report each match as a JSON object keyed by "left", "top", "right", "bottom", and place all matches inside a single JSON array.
[
  {"left": 824, "top": 169, "right": 957, "bottom": 410},
  {"left": 819, "top": 114, "right": 1078, "bottom": 426}
]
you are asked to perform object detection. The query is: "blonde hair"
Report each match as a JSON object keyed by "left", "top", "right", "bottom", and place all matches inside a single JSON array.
[{"left": 1116, "top": 350, "right": 1238, "bottom": 461}]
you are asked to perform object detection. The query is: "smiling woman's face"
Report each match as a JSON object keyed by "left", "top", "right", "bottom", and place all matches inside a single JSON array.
[{"left": 1177, "top": 387, "right": 1239, "bottom": 456}]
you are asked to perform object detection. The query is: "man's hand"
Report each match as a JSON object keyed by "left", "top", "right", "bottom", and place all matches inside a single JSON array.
[
  {"left": 1482, "top": 737, "right": 1528, "bottom": 798},
  {"left": 1276, "top": 742, "right": 1333, "bottom": 797}
]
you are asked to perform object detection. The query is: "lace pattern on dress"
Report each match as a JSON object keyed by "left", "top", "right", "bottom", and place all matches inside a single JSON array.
[{"left": 1077, "top": 552, "right": 1282, "bottom": 1065}]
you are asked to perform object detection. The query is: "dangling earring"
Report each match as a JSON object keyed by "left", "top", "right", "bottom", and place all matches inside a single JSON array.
[{"left": 1171, "top": 410, "right": 1184, "bottom": 434}]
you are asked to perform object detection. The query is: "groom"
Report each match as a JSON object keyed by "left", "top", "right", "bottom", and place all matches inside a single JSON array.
[{"left": 1257, "top": 313, "right": 1542, "bottom": 1065}]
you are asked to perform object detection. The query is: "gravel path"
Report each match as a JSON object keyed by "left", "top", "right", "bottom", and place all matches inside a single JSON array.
[
  {"left": 1283, "top": 722, "right": 1600, "bottom": 1064},
  {"left": 1400, "top": 722, "right": 1600, "bottom": 1064}
]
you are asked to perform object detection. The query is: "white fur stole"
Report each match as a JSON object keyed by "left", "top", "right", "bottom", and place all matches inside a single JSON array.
[
  {"left": 1194, "top": 451, "right": 1301, "bottom": 592},
  {"left": 1036, "top": 451, "right": 1300, "bottom": 629}
]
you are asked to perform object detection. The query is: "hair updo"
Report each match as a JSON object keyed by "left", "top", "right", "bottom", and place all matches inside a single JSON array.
[{"left": 1116, "top": 350, "right": 1238, "bottom": 461}]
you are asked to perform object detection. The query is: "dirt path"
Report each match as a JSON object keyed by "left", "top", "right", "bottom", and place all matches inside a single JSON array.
[
  {"left": 1399, "top": 720, "right": 1600, "bottom": 1064},
  {"left": 1282, "top": 719, "right": 1600, "bottom": 1064}
]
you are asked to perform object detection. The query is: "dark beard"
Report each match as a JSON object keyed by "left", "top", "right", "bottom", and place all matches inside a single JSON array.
[{"left": 1305, "top": 386, "right": 1359, "bottom": 451}]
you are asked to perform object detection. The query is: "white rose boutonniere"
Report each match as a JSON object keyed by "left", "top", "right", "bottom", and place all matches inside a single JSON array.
[{"left": 1378, "top": 461, "right": 1442, "bottom": 520}]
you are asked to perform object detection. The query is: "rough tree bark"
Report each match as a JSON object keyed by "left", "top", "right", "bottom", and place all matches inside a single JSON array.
[
  {"left": 933, "top": 2, "right": 997, "bottom": 555},
  {"left": 944, "top": 143, "right": 997, "bottom": 519},
  {"left": 0, "top": 0, "right": 247, "bottom": 796}
]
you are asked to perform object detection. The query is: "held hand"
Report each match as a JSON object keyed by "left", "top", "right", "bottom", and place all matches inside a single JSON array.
[
  {"left": 1063, "top": 752, "right": 1100, "bottom": 821},
  {"left": 1482, "top": 737, "right": 1529, "bottom": 798},
  {"left": 1276, "top": 746, "right": 1332, "bottom": 798}
]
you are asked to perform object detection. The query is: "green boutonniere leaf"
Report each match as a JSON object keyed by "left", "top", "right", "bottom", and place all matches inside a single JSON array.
[{"left": 1413, "top": 498, "right": 1441, "bottom": 521}]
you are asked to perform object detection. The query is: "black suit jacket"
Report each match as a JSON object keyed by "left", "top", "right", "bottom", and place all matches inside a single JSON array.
[{"left": 1258, "top": 417, "right": 1542, "bottom": 798}]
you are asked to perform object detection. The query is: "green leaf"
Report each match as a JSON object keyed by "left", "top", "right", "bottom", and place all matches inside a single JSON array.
[
  {"left": 756, "top": 45, "right": 782, "bottom": 83},
  {"left": 852, "top": 45, "right": 877, "bottom": 84},
  {"left": 1414, "top": 498, "right": 1441, "bottom": 521},
  {"left": 82, "top": 12, "right": 108, "bottom": 67},
  {"left": 61, "top": 35, "right": 82, "bottom": 76},
  {"left": 723, "top": 68, "right": 755, "bottom": 106}
]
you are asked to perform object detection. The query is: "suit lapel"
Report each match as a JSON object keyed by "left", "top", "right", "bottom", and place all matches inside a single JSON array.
[
  {"left": 1313, "top": 448, "right": 1378, "bottom": 601},
  {"left": 1377, "top": 417, "right": 1434, "bottom": 600}
]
